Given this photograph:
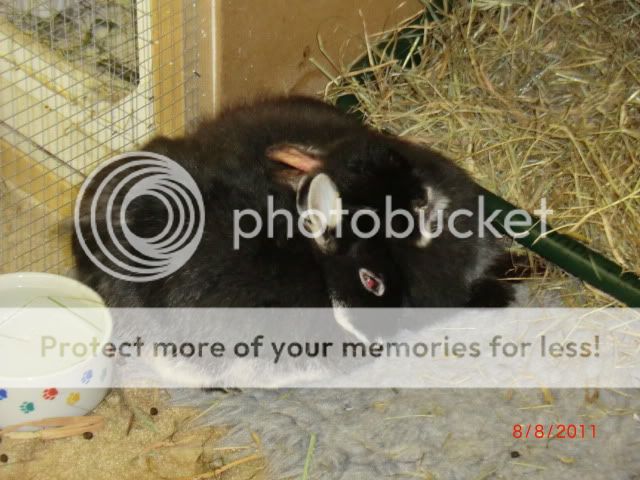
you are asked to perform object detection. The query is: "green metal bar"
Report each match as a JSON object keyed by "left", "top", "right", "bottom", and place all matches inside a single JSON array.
[{"left": 480, "top": 188, "right": 640, "bottom": 306}]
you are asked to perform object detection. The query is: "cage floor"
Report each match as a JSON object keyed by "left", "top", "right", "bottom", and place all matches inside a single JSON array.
[
  {"left": 0, "top": 389, "right": 264, "bottom": 480},
  {"left": 0, "top": 178, "right": 72, "bottom": 275}
]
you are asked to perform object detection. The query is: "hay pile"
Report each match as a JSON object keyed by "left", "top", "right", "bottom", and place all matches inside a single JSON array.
[{"left": 323, "top": 0, "right": 640, "bottom": 306}]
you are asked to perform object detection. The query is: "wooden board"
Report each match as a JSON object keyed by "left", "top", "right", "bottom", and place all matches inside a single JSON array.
[
  {"left": 150, "top": 0, "right": 186, "bottom": 137},
  {"left": 0, "top": 135, "right": 78, "bottom": 219}
]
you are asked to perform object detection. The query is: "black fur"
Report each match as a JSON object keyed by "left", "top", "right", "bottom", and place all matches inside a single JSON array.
[{"left": 72, "top": 96, "right": 513, "bottom": 309}]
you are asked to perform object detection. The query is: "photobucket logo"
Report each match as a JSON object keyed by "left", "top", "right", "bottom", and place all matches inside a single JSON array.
[
  {"left": 74, "top": 152, "right": 205, "bottom": 282},
  {"left": 233, "top": 195, "right": 553, "bottom": 249}
]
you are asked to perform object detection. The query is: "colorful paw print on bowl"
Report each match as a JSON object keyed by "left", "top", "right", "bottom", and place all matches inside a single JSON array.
[
  {"left": 42, "top": 388, "right": 59, "bottom": 400},
  {"left": 81, "top": 369, "right": 93, "bottom": 384},
  {"left": 0, "top": 389, "right": 7, "bottom": 400},
  {"left": 66, "top": 392, "right": 81, "bottom": 406},
  {"left": 20, "top": 401, "right": 35, "bottom": 414}
]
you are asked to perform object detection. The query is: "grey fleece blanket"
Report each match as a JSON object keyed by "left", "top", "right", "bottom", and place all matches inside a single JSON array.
[{"left": 170, "top": 287, "right": 640, "bottom": 479}]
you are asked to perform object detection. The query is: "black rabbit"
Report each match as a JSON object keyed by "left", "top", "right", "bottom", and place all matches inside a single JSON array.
[
  {"left": 72, "top": 96, "right": 513, "bottom": 319},
  {"left": 73, "top": 97, "right": 409, "bottom": 318}
]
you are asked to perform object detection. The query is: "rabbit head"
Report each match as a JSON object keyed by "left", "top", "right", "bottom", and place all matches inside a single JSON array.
[
  {"left": 291, "top": 171, "right": 406, "bottom": 342},
  {"left": 295, "top": 172, "right": 405, "bottom": 307}
]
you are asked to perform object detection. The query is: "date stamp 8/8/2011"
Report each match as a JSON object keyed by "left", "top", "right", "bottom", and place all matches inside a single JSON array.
[{"left": 513, "top": 424, "right": 597, "bottom": 439}]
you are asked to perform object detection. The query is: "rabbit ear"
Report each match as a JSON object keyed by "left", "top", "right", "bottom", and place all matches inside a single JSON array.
[
  {"left": 307, "top": 173, "right": 343, "bottom": 229},
  {"left": 297, "top": 173, "right": 344, "bottom": 252},
  {"left": 267, "top": 144, "right": 325, "bottom": 189},
  {"left": 267, "top": 144, "right": 324, "bottom": 172}
]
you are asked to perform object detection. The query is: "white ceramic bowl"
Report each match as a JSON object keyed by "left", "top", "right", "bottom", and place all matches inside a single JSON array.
[{"left": 0, "top": 272, "right": 113, "bottom": 428}]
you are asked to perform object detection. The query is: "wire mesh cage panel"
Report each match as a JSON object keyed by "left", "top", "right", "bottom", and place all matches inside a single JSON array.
[{"left": 0, "top": 0, "right": 204, "bottom": 274}]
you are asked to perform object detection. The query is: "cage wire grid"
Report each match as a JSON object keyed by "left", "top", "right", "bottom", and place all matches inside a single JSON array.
[{"left": 0, "top": 0, "right": 204, "bottom": 275}]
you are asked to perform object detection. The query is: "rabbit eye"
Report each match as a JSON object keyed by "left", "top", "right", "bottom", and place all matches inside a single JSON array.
[{"left": 359, "top": 268, "right": 385, "bottom": 296}]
